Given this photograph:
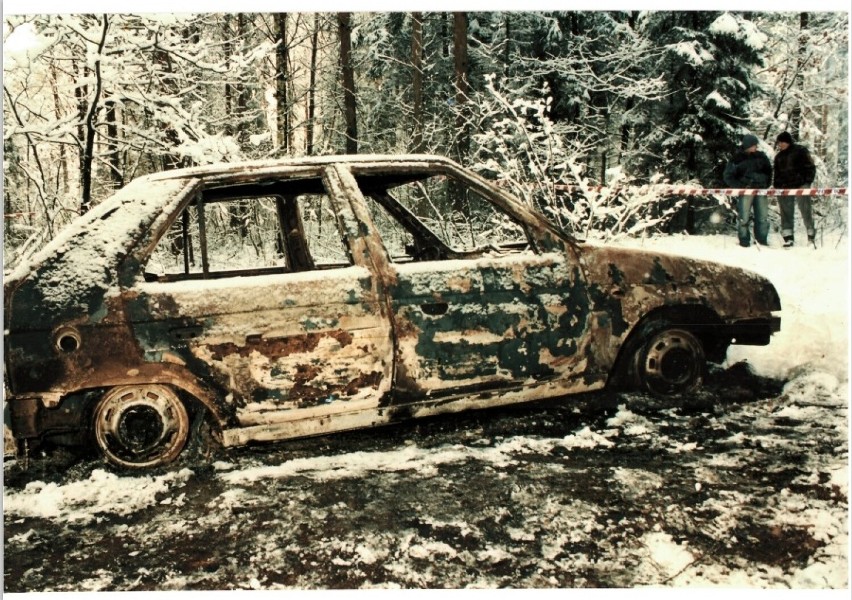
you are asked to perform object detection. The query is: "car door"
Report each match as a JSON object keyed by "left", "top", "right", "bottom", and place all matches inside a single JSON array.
[
  {"left": 347, "top": 167, "right": 593, "bottom": 402},
  {"left": 128, "top": 169, "right": 394, "bottom": 427},
  {"left": 389, "top": 250, "right": 589, "bottom": 398}
]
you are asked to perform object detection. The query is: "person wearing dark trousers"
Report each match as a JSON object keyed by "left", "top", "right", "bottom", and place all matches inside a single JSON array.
[
  {"left": 773, "top": 131, "right": 817, "bottom": 247},
  {"left": 724, "top": 134, "right": 773, "bottom": 247}
]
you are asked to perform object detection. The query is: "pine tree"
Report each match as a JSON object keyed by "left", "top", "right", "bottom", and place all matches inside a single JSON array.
[{"left": 634, "top": 11, "right": 768, "bottom": 185}]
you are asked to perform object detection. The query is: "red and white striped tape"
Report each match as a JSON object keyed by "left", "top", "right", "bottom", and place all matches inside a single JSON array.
[{"left": 512, "top": 183, "right": 848, "bottom": 197}]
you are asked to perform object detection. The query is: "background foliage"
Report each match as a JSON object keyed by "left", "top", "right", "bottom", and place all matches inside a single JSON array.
[{"left": 3, "top": 11, "right": 848, "bottom": 265}]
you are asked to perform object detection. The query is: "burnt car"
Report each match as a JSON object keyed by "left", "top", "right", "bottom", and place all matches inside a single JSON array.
[{"left": 3, "top": 155, "right": 781, "bottom": 468}]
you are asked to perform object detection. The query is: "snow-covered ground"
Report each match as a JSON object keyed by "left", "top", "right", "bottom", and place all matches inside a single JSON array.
[{"left": 3, "top": 229, "right": 850, "bottom": 592}]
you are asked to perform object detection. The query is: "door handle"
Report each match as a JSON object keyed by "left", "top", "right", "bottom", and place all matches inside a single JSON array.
[
  {"left": 169, "top": 325, "right": 203, "bottom": 341},
  {"left": 421, "top": 302, "right": 449, "bottom": 316}
]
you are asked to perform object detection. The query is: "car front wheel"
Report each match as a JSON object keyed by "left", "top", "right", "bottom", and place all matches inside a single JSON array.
[
  {"left": 93, "top": 384, "right": 190, "bottom": 468},
  {"left": 631, "top": 327, "right": 705, "bottom": 396}
]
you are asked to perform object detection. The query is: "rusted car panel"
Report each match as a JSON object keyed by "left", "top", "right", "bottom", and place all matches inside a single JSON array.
[
  {"left": 4, "top": 179, "right": 200, "bottom": 406},
  {"left": 3, "top": 155, "right": 781, "bottom": 468},
  {"left": 387, "top": 253, "right": 595, "bottom": 394},
  {"left": 579, "top": 244, "right": 782, "bottom": 349},
  {"left": 131, "top": 266, "right": 393, "bottom": 425}
]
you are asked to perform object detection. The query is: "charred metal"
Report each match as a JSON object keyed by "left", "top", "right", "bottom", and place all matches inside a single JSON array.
[{"left": 4, "top": 155, "right": 782, "bottom": 468}]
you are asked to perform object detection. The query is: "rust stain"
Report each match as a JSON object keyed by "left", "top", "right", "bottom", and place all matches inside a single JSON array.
[
  {"left": 208, "top": 329, "right": 354, "bottom": 361},
  {"left": 291, "top": 363, "right": 323, "bottom": 400},
  {"left": 291, "top": 369, "right": 383, "bottom": 405},
  {"left": 343, "top": 370, "right": 383, "bottom": 395},
  {"left": 329, "top": 329, "right": 354, "bottom": 347}
]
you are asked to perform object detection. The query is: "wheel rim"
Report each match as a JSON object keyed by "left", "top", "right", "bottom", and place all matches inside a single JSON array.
[
  {"left": 94, "top": 385, "right": 189, "bottom": 468},
  {"left": 639, "top": 329, "right": 704, "bottom": 396}
]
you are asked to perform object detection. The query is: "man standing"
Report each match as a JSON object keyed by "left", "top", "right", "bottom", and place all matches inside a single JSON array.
[
  {"left": 724, "top": 134, "right": 773, "bottom": 247},
  {"left": 773, "top": 131, "right": 817, "bottom": 247}
]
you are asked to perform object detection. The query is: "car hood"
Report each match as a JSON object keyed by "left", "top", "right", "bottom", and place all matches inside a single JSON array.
[{"left": 576, "top": 241, "right": 781, "bottom": 321}]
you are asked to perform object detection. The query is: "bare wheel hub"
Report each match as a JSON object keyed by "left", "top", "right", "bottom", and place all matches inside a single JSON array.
[
  {"left": 637, "top": 328, "right": 704, "bottom": 396},
  {"left": 94, "top": 385, "right": 189, "bottom": 468},
  {"left": 117, "top": 405, "right": 166, "bottom": 451}
]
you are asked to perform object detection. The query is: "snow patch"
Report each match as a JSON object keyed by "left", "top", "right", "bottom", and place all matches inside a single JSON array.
[
  {"left": 559, "top": 426, "right": 615, "bottom": 449},
  {"left": 3, "top": 468, "right": 193, "bottom": 524},
  {"left": 643, "top": 531, "right": 696, "bottom": 577}
]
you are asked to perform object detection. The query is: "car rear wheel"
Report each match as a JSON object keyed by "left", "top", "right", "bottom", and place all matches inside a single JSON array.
[
  {"left": 93, "top": 384, "right": 190, "bottom": 468},
  {"left": 631, "top": 327, "right": 705, "bottom": 396}
]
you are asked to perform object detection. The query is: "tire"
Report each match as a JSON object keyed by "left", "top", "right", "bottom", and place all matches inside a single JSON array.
[
  {"left": 93, "top": 384, "right": 190, "bottom": 469},
  {"left": 631, "top": 327, "right": 705, "bottom": 397}
]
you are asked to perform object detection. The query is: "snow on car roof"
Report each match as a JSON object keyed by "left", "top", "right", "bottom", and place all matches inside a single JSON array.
[{"left": 146, "top": 154, "right": 455, "bottom": 182}]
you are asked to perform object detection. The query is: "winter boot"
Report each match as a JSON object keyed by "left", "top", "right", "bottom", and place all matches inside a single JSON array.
[{"left": 782, "top": 235, "right": 794, "bottom": 248}]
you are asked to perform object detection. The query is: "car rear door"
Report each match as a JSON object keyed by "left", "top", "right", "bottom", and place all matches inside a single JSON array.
[{"left": 128, "top": 168, "right": 394, "bottom": 428}]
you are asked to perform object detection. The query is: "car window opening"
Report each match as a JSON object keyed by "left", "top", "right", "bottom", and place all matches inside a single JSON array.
[
  {"left": 144, "top": 179, "right": 351, "bottom": 282},
  {"left": 357, "top": 172, "right": 531, "bottom": 264}
]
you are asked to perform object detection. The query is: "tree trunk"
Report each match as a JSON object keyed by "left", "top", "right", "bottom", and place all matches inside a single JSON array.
[
  {"left": 503, "top": 14, "right": 511, "bottom": 71},
  {"left": 620, "top": 13, "right": 637, "bottom": 162},
  {"left": 306, "top": 14, "right": 320, "bottom": 155},
  {"left": 274, "top": 13, "right": 290, "bottom": 155},
  {"left": 790, "top": 12, "right": 809, "bottom": 139},
  {"left": 81, "top": 15, "right": 109, "bottom": 214},
  {"left": 620, "top": 97, "right": 634, "bottom": 160},
  {"left": 411, "top": 12, "right": 424, "bottom": 153},
  {"left": 452, "top": 12, "right": 469, "bottom": 162},
  {"left": 74, "top": 60, "right": 88, "bottom": 191},
  {"left": 441, "top": 14, "right": 449, "bottom": 58},
  {"left": 236, "top": 13, "right": 252, "bottom": 147},
  {"left": 50, "top": 63, "right": 69, "bottom": 195},
  {"left": 338, "top": 12, "right": 358, "bottom": 154},
  {"left": 105, "top": 99, "right": 124, "bottom": 190},
  {"left": 223, "top": 15, "right": 234, "bottom": 138}
]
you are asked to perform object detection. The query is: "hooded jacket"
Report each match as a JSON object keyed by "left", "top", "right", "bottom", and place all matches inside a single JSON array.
[
  {"left": 724, "top": 149, "right": 773, "bottom": 189},
  {"left": 773, "top": 144, "right": 816, "bottom": 189}
]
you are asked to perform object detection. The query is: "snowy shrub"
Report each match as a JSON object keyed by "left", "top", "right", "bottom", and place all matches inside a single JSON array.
[{"left": 468, "top": 76, "right": 690, "bottom": 241}]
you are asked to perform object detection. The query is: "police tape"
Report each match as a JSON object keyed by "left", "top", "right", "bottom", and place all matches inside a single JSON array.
[{"left": 510, "top": 183, "right": 848, "bottom": 197}]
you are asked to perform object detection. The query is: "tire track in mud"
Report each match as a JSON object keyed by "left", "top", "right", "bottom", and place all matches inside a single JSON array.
[{"left": 3, "top": 363, "right": 848, "bottom": 590}]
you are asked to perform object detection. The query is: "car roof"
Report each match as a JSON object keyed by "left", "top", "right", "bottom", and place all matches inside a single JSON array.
[{"left": 146, "top": 154, "right": 457, "bottom": 182}]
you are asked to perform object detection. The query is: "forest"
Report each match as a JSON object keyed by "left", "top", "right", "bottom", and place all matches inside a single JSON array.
[{"left": 3, "top": 11, "right": 849, "bottom": 266}]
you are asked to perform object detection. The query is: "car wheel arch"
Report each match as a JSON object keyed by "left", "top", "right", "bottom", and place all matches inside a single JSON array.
[
  {"left": 607, "top": 304, "right": 725, "bottom": 392},
  {"left": 83, "top": 376, "right": 229, "bottom": 466},
  {"left": 73, "top": 366, "right": 234, "bottom": 431}
]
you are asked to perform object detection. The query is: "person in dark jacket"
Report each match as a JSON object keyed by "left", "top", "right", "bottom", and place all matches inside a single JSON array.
[
  {"left": 773, "top": 131, "right": 817, "bottom": 247},
  {"left": 724, "top": 133, "right": 773, "bottom": 247}
]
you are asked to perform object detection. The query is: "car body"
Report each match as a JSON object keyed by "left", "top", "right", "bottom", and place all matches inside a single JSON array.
[{"left": 3, "top": 155, "right": 781, "bottom": 468}]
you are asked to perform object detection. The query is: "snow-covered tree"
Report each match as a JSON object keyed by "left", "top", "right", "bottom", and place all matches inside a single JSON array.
[
  {"left": 3, "top": 14, "right": 274, "bottom": 261},
  {"left": 3, "top": 11, "right": 847, "bottom": 266},
  {"left": 752, "top": 12, "right": 848, "bottom": 186},
  {"left": 632, "top": 11, "right": 768, "bottom": 186}
]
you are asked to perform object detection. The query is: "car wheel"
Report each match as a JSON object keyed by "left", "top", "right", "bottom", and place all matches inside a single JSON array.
[
  {"left": 93, "top": 384, "right": 190, "bottom": 468},
  {"left": 631, "top": 327, "right": 705, "bottom": 396}
]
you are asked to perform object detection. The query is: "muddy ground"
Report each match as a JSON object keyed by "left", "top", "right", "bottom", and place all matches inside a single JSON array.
[{"left": 3, "top": 362, "right": 849, "bottom": 590}]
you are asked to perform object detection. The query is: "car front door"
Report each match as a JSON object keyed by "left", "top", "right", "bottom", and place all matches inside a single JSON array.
[{"left": 346, "top": 167, "right": 593, "bottom": 403}]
